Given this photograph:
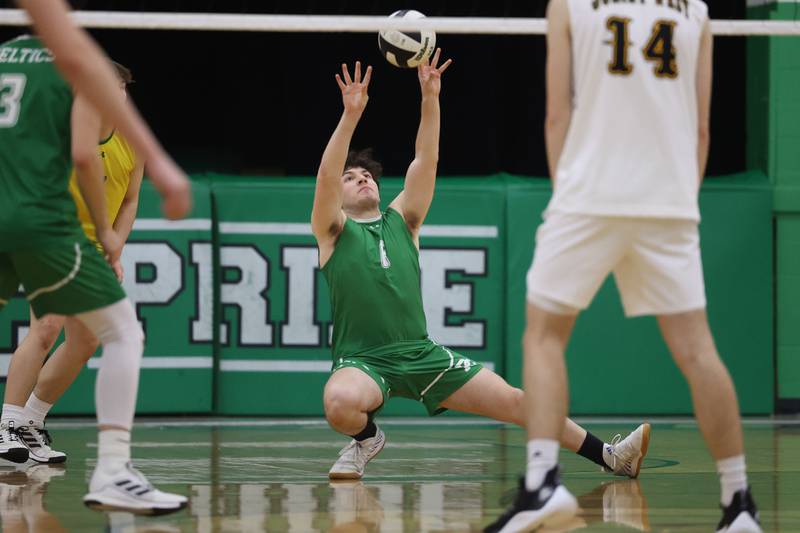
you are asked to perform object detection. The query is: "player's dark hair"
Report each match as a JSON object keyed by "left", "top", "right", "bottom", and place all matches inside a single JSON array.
[
  {"left": 345, "top": 148, "right": 383, "bottom": 187},
  {"left": 111, "top": 60, "right": 134, "bottom": 85}
]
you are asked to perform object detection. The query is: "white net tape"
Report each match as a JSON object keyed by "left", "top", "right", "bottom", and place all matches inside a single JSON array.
[{"left": 0, "top": 9, "right": 799, "bottom": 36}]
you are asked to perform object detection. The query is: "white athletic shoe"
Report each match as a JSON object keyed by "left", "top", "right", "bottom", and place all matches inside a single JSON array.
[
  {"left": 328, "top": 427, "right": 386, "bottom": 480},
  {"left": 604, "top": 423, "right": 651, "bottom": 479},
  {"left": 483, "top": 467, "right": 579, "bottom": 533},
  {"left": 15, "top": 426, "right": 66, "bottom": 464},
  {"left": 0, "top": 422, "right": 29, "bottom": 464},
  {"left": 83, "top": 462, "right": 188, "bottom": 516},
  {"left": 717, "top": 489, "right": 762, "bottom": 533}
]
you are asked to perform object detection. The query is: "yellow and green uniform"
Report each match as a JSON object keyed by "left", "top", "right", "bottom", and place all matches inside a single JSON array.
[
  {"left": 323, "top": 208, "right": 481, "bottom": 416},
  {"left": 68, "top": 130, "right": 135, "bottom": 245},
  {"left": 0, "top": 35, "right": 124, "bottom": 317}
]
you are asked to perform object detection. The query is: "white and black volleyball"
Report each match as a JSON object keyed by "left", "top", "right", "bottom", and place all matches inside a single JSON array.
[{"left": 377, "top": 10, "right": 436, "bottom": 68}]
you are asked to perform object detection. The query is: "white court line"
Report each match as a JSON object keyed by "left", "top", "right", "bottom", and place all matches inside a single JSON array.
[
  {"left": 87, "top": 356, "right": 213, "bottom": 369},
  {"left": 220, "top": 359, "right": 495, "bottom": 373},
  {"left": 86, "top": 441, "right": 491, "bottom": 449},
  {"left": 133, "top": 218, "right": 212, "bottom": 231},
  {"left": 45, "top": 417, "right": 800, "bottom": 430}
]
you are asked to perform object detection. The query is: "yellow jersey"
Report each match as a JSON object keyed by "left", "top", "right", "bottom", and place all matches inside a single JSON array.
[{"left": 68, "top": 130, "right": 136, "bottom": 244}]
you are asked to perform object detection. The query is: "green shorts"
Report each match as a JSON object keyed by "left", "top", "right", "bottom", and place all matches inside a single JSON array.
[
  {"left": 331, "top": 339, "right": 483, "bottom": 416},
  {"left": 0, "top": 239, "right": 125, "bottom": 318}
]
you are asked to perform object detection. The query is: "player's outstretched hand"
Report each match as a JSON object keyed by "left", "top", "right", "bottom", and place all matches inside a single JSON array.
[
  {"left": 418, "top": 48, "right": 452, "bottom": 98},
  {"left": 147, "top": 156, "right": 193, "bottom": 220},
  {"left": 336, "top": 61, "right": 372, "bottom": 116},
  {"left": 97, "top": 227, "right": 124, "bottom": 267}
]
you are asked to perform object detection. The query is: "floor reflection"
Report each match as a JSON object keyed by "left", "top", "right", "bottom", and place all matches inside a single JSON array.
[
  {"left": 0, "top": 464, "right": 67, "bottom": 533},
  {"left": 178, "top": 477, "right": 650, "bottom": 532}
]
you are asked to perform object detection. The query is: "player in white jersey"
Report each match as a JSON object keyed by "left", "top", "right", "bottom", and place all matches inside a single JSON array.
[{"left": 484, "top": 1, "right": 761, "bottom": 532}]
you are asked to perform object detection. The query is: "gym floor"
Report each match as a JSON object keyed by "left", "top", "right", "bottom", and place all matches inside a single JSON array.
[{"left": 1, "top": 418, "right": 798, "bottom": 532}]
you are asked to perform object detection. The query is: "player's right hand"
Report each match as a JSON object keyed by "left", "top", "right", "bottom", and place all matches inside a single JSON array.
[
  {"left": 97, "top": 227, "right": 124, "bottom": 267},
  {"left": 336, "top": 61, "right": 372, "bottom": 115}
]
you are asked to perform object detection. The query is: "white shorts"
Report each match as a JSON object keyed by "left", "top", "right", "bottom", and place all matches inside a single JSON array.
[{"left": 526, "top": 212, "right": 707, "bottom": 317}]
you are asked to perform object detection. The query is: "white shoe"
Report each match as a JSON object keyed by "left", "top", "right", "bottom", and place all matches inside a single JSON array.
[
  {"left": 328, "top": 427, "right": 386, "bottom": 480},
  {"left": 15, "top": 426, "right": 66, "bottom": 464},
  {"left": 0, "top": 422, "right": 29, "bottom": 464},
  {"left": 483, "top": 468, "right": 579, "bottom": 533},
  {"left": 604, "top": 423, "right": 651, "bottom": 479},
  {"left": 83, "top": 462, "right": 188, "bottom": 515},
  {"left": 717, "top": 489, "right": 762, "bottom": 533}
]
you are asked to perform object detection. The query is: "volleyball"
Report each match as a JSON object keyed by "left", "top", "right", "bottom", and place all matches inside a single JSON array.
[{"left": 377, "top": 10, "right": 436, "bottom": 68}]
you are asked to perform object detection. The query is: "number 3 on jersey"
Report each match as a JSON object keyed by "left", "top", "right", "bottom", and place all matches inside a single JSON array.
[
  {"left": 606, "top": 18, "right": 678, "bottom": 78},
  {"left": 0, "top": 74, "right": 27, "bottom": 127}
]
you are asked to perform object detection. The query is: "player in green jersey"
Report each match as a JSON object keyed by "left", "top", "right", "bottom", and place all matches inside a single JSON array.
[
  {"left": 313, "top": 51, "right": 650, "bottom": 481},
  {"left": 0, "top": 35, "right": 186, "bottom": 514}
]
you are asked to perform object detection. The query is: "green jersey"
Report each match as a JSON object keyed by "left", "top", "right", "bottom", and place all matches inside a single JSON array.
[
  {"left": 322, "top": 207, "right": 429, "bottom": 359},
  {"left": 0, "top": 35, "right": 82, "bottom": 252}
]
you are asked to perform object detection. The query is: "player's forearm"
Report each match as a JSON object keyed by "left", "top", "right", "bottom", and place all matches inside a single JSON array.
[
  {"left": 413, "top": 96, "right": 440, "bottom": 166},
  {"left": 697, "top": 127, "right": 710, "bottom": 185},
  {"left": 317, "top": 111, "right": 360, "bottom": 182},
  {"left": 545, "top": 112, "right": 571, "bottom": 180},
  {"left": 113, "top": 198, "right": 139, "bottom": 243},
  {"left": 74, "top": 159, "right": 110, "bottom": 233}
]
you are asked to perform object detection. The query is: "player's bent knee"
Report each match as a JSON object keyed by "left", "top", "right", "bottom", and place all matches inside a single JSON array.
[
  {"left": 323, "top": 386, "right": 363, "bottom": 427},
  {"left": 29, "top": 319, "right": 62, "bottom": 352}
]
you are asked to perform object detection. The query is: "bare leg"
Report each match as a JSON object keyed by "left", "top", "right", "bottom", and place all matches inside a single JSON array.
[
  {"left": 323, "top": 368, "right": 383, "bottom": 435},
  {"left": 34, "top": 317, "right": 99, "bottom": 405},
  {"left": 658, "top": 310, "right": 743, "bottom": 460},
  {"left": 439, "top": 368, "right": 587, "bottom": 452},
  {"left": 524, "top": 303, "right": 577, "bottom": 443},
  {"left": 3, "top": 309, "right": 64, "bottom": 407}
]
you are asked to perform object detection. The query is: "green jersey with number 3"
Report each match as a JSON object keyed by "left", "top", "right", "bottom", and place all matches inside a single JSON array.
[
  {"left": 321, "top": 207, "right": 429, "bottom": 359},
  {"left": 0, "top": 35, "right": 83, "bottom": 252}
]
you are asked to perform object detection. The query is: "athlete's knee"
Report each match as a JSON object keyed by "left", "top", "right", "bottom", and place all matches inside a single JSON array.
[
  {"left": 28, "top": 316, "right": 63, "bottom": 353},
  {"left": 324, "top": 384, "right": 363, "bottom": 426},
  {"left": 81, "top": 299, "right": 143, "bottom": 346}
]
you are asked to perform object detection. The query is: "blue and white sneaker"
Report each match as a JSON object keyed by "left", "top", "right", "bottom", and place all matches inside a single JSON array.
[{"left": 83, "top": 462, "right": 188, "bottom": 516}]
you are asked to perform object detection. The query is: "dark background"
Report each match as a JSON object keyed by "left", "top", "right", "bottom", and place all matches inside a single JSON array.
[{"left": 0, "top": 1, "right": 751, "bottom": 178}]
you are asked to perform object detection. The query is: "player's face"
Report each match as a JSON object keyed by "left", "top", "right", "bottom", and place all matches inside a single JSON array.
[{"left": 341, "top": 167, "right": 380, "bottom": 210}]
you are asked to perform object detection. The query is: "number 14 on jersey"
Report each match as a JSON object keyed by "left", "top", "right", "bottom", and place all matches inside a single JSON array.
[{"left": 606, "top": 17, "right": 678, "bottom": 78}]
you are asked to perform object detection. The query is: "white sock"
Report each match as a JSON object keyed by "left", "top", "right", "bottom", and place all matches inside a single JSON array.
[
  {"left": 75, "top": 299, "right": 143, "bottom": 429},
  {"left": 526, "top": 439, "right": 559, "bottom": 491},
  {"left": 97, "top": 429, "right": 131, "bottom": 473},
  {"left": 24, "top": 393, "right": 52, "bottom": 428},
  {"left": 1, "top": 403, "right": 27, "bottom": 428},
  {"left": 717, "top": 455, "right": 748, "bottom": 506}
]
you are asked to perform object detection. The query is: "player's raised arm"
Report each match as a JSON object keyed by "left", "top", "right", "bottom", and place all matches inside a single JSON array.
[
  {"left": 390, "top": 48, "right": 452, "bottom": 237},
  {"left": 312, "top": 62, "right": 372, "bottom": 242},
  {"left": 71, "top": 94, "right": 122, "bottom": 263},
  {"left": 17, "top": 0, "right": 192, "bottom": 220},
  {"left": 544, "top": 0, "right": 572, "bottom": 181},
  {"left": 696, "top": 19, "right": 713, "bottom": 185}
]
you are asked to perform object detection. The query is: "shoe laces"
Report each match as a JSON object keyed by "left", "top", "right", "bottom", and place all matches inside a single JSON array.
[
  {"left": 16, "top": 426, "right": 52, "bottom": 447},
  {"left": 124, "top": 463, "right": 154, "bottom": 491},
  {"left": 608, "top": 433, "right": 622, "bottom": 471},
  {"left": 338, "top": 439, "right": 367, "bottom": 467},
  {"left": 1, "top": 422, "right": 20, "bottom": 442}
]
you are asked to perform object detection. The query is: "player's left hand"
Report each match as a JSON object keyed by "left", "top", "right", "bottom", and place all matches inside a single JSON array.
[
  {"left": 97, "top": 227, "right": 124, "bottom": 267},
  {"left": 111, "top": 259, "right": 124, "bottom": 283},
  {"left": 418, "top": 48, "right": 452, "bottom": 98}
]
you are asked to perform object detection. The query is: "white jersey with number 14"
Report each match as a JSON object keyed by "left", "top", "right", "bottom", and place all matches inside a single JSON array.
[{"left": 547, "top": 0, "right": 708, "bottom": 221}]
